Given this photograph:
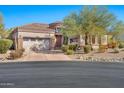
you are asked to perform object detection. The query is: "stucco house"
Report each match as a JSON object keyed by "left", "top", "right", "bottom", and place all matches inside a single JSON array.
[
  {"left": 11, "top": 21, "right": 109, "bottom": 52},
  {"left": 11, "top": 22, "right": 63, "bottom": 51}
]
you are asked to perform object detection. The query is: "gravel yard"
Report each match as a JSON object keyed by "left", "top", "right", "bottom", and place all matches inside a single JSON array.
[{"left": 68, "top": 49, "right": 124, "bottom": 62}]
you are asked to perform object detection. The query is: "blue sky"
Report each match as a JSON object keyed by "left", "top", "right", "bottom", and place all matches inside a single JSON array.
[{"left": 0, "top": 5, "right": 124, "bottom": 29}]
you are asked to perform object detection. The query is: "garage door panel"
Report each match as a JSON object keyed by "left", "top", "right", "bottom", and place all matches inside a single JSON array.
[
  {"left": 38, "top": 39, "right": 50, "bottom": 50},
  {"left": 23, "top": 37, "right": 50, "bottom": 51}
]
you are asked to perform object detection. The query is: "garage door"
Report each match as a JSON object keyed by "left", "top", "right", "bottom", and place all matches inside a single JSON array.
[
  {"left": 38, "top": 38, "right": 50, "bottom": 50},
  {"left": 23, "top": 37, "right": 50, "bottom": 51}
]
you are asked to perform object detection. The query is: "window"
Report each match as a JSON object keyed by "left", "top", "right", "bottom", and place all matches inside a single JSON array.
[
  {"left": 55, "top": 28, "right": 61, "bottom": 32},
  {"left": 70, "top": 38, "right": 78, "bottom": 44}
]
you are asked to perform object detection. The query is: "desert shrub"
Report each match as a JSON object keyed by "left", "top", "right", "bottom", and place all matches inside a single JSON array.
[
  {"left": 10, "top": 48, "right": 25, "bottom": 59},
  {"left": 112, "top": 42, "right": 118, "bottom": 48},
  {"left": 108, "top": 43, "right": 112, "bottom": 48},
  {"left": 0, "top": 39, "right": 13, "bottom": 54},
  {"left": 61, "top": 45, "right": 69, "bottom": 52},
  {"left": 113, "top": 48, "right": 120, "bottom": 53},
  {"left": 68, "top": 44, "right": 77, "bottom": 51},
  {"left": 66, "top": 50, "right": 74, "bottom": 55},
  {"left": 118, "top": 42, "right": 124, "bottom": 48},
  {"left": 99, "top": 45, "right": 107, "bottom": 53},
  {"left": 108, "top": 42, "right": 118, "bottom": 48},
  {"left": 83, "top": 45, "right": 92, "bottom": 54}
]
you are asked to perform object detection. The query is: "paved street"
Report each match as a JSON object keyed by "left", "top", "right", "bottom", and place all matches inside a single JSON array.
[{"left": 0, "top": 61, "right": 124, "bottom": 88}]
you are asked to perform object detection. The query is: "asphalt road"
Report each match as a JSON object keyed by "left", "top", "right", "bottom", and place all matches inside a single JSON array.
[{"left": 0, "top": 61, "right": 124, "bottom": 88}]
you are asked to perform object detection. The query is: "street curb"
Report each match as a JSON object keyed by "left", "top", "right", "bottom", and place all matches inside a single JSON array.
[{"left": 0, "top": 59, "right": 124, "bottom": 64}]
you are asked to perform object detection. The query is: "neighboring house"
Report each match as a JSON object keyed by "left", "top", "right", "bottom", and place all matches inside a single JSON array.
[{"left": 11, "top": 21, "right": 109, "bottom": 51}]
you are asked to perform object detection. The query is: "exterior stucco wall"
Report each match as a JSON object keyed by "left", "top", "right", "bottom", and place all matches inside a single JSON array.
[{"left": 18, "top": 31, "right": 55, "bottom": 38}]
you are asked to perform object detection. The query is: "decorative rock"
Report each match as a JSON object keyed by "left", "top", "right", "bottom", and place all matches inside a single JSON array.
[
  {"left": 80, "top": 56, "right": 124, "bottom": 62},
  {"left": 80, "top": 56, "right": 83, "bottom": 59}
]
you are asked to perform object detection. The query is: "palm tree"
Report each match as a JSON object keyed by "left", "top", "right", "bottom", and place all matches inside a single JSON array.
[
  {"left": 61, "top": 5, "right": 123, "bottom": 47},
  {"left": 79, "top": 6, "right": 116, "bottom": 45},
  {"left": 110, "top": 21, "right": 124, "bottom": 41}
]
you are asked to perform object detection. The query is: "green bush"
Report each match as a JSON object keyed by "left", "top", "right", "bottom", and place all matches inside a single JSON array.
[
  {"left": 61, "top": 45, "right": 69, "bottom": 52},
  {"left": 84, "top": 45, "right": 92, "bottom": 54},
  {"left": 66, "top": 50, "right": 74, "bottom": 55},
  {"left": 61, "top": 44, "right": 77, "bottom": 53},
  {"left": 108, "top": 41, "right": 118, "bottom": 48},
  {"left": 118, "top": 42, "right": 124, "bottom": 48},
  {"left": 68, "top": 44, "right": 77, "bottom": 51},
  {"left": 0, "top": 39, "right": 13, "bottom": 54},
  {"left": 10, "top": 48, "right": 25, "bottom": 59}
]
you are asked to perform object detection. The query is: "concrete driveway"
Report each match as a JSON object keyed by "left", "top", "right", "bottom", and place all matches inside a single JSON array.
[{"left": 18, "top": 50, "right": 71, "bottom": 61}]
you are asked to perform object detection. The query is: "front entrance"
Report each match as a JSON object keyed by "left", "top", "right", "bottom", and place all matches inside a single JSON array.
[{"left": 55, "top": 35, "right": 62, "bottom": 48}]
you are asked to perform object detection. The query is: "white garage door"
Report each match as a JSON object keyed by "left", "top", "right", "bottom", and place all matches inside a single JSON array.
[{"left": 23, "top": 37, "right": 50, "bottom": 51}]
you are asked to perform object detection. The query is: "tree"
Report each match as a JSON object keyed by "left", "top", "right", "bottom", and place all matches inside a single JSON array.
[
  {"left": 61, "top": 6, "right": 117, "bottom": 45},
  {"left": 110, "top": 21, "right": 124, "bottom": 41},
  {"left": 0, "top": 13, "right": 14, "bottom": 39},
  {"left": 0, "top": 13, "right": 7, "bottom": 39},
  {"left": 0, "top": 24, "right": 13, "bottom": 39},
  {"left": 62, "top": 12, "right": 80, "bottom": 37},
  {"left": 6, "top": 28, "right": 15, "bottom": 39},
  {"left": 0, "top": 24, "right": 6, "bottom": 38},
  {"left": 0, "top": 12, "right": 3, "bottom": 24},
  {"left": 79, "top": 6, "right": 116, "bottom": 44},
  {"left": 61, "top": 12, "right": 81, "bottom": 45}
]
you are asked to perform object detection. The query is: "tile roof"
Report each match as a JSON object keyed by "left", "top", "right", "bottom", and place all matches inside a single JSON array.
[
  {"left": 49, "top": 21, "right": 63, "bottom": 25},
  {"left": 17, "top": 23, "right": 54, "bottom": 33}
]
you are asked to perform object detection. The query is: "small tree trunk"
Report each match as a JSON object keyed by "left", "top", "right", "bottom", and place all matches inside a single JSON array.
[
  {"left": 63, "top": 36, "right": 68, "bottom": 45},
  {"left": 85, "top": 33, "right": 89, "bottom": 45}
]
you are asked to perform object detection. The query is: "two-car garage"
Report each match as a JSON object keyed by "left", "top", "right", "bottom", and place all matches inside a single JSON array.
[
  {"left": 12, "top": 23, "right": 56, "bottom": 51},
  {"left": 23, "top": 37, "right": 50, "bottom": 51}
]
